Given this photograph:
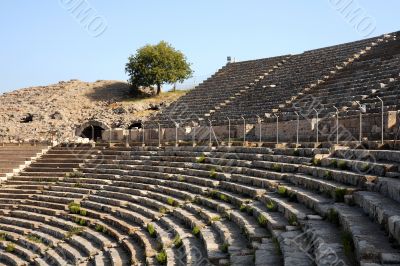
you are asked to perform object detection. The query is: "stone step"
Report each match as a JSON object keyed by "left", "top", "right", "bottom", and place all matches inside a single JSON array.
[
  {"left": 333, "top": 203, "right": 400, "bottom": 263},
  {"left": 159, "top": 215, "right": 208, "bottom": 266},
  {"left": 277, "top": 230, "right": 314, "bottom": 266},
  {"left": 353, "top": 191, "right": 400, "bottom": 245}
]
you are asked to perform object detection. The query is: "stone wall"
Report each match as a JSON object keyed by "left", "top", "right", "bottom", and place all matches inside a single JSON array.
[{"left": 104, "top": 111, "right": 399, "bottom": 144}]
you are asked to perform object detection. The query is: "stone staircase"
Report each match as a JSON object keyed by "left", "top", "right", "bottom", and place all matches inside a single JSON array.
[
  {"left": 0, "top": 144, "right": 50, "bottom": 182},
  {"left": 202, "top": 56, "right": 291, "bottom": 120},
  {"left": 279, "top": 33, "right": 397, "bottom": 114}
]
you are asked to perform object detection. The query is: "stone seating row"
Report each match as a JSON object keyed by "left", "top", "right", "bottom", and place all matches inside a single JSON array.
[
  {"left": 80, "top": 147, "right": 400, "bottom": 264},
  {"left": 2, "top": 145, "right": 400, "bottom": 265}
]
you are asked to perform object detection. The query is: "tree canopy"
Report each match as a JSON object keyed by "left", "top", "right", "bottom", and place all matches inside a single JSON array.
[{"left": 125, "top": 41, "right": 193, "bottom": 95}]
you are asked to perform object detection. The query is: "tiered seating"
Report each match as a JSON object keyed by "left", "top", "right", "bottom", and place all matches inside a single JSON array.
[
  {"left": 0, "top": 144, "right": 126, "bottom": 265},
  {"left": 1, "top": 144, "right": 399, "bottom": 265},
  {"left": 0, "top": 144, "right": 48, "bottom": 182},
  {"left": 152, "top": 56, "right": 288, "bottom": 127},
  {"left": 147, "top": 31, "right": 400, "bottom": 127},
  {"left": 210, "top": 34, "right": 397, "bottom": 123},
  {"left": 279, "top": 34, "right": 400, "bottom": 119}
]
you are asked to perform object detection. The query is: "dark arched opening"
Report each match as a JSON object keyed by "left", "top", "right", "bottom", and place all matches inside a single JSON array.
[
  {"left": 128, "top": 122, "right": 142, "bottom": 129},
  {"left": 80, "top": 125, "right": 104, "bottom": 141}
]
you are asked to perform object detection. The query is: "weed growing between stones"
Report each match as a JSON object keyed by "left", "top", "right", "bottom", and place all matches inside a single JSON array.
[
  {"left": 325, "top": 170, "right": 333, "bottom": 181},
  {"left": 277, "top": 186, "right": 288, "bottom": 197},
  {"left": 211, "top": 216, "right": 221, "bottom": 222},
  {"left": 266, "top": 200, "right": 277, "bottom": 212},
  {"left": 173, "top": 235, "right": 182, "bottom": 248},
  {"left": 221, "top": 242, "right": 229, "bottom": 253},
  {"left": 327, "top": 209, "right": 340, "bottom": 226},
  {"left": 288, "top": 215, "right": 298, "bottom": 226},
  {"left": 156, "top": 249, "right": 167, "bottom": 264},
  {"left": 66, "top": 227, "right": 84, "bottom": 239},
  {"left": 334, "top": 188, "right": 347, "bottom": 202},
  {"left": 272, "top": 163, "right": 282, "bottom": 172},
  {"left": 192, "top": 226, "right": 201, "bottom": 237},
  {"left": 66, "top": 171, "right": 84, "bottom": 178},
  {"left": 5, "top": 243, "right": 15, "bottom": 253},
  {"left": 147, "top": 223, "right": 156, "bottom": 238},
  {"left": 337, "top": 160, "right": 348, "bottom": 170},
  {"left": 167, "top": 197, "right": 175, "bottom": 206},
  {"left": 257, "top": 214, "right": 268, "bottom": 226},
  {"left": 68, "top": 202, "right": 81, "bottom": 214},
  {"left": 209, "top": 168, "right": 217, "bottom": 178},
  {"left": 196, "top": 154, "right": 206, "bottom": 163},
  {"left": 159, "top": 207, "right": 168, "bottom": 214},
  {"left": 95, "top": 224, "right": 107, "bottom": 233},
  {"left": 341, "top": 231, "right": 355, "bottom": 257},
  {"left": 27, "top": 234, "right": 43, "bottom": 243},
  {"left": 75, "top": 217, "right": 87, "bottom": 226},
  {"left": 312, "top": 158, "right": 321, "bottom": 166}
]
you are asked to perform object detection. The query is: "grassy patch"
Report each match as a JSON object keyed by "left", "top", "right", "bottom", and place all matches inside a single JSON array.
[
  {"left": 196, "top": 154, "right": 206, "bottom": 163},
  {"left": 272, "top": 163, "right": 282, "bottom": 172},
  {"left": 177, "top": 175, "right": 185, "bottom": 182},
  {"left": 27, "top": 234, "right": 42, "bottom": 243},
  {"left": 272, "top": 237, "right": 282, "bottom": 255},
  {"left": 312, "top": 158, "right": 321, "bottom": 166},
  {"left": 334, "top": 188, "right": 347, "bottom": 202},
  {"left": 337, "top": 160, "right": 348, "bottom": 170},
  {"left": 360, "top": 163, "right": 370, "bottom": 172},
  {"left": 173, "top": 235, "right": 182, "bottom": 248},
  {"left": 221, "top": 242, "right": 229, "bottom": 253},
  {"left": 257, "top": 214, "right": 268, "bottom": 226},
  {"left": 95, "top": 224, "right": 107, "bottom": 233},
  {"left": 288, "top": 192, "right": 298, "bottom": 203},
  {"left": 192, "top": 226, "right": 201, "bottom": 237},
  {"left": 66, "top": 171, "right": 84, "bottom": 178},
  {"left": 239, "top": 204, "right": 247, "bottom": 212},
  {"left": 79, "top": 209, "right": 87, "bottom": 216},
  {"left": 324, "top": 170, "right": 333, "bottom": 180},
  {"left": 66, "top": 227, "right": 84, "bottom": 238},
  {"left": 0, "top": 232, "right": 6, "bottom": 241},
  {"left": 341, "top": 231, "right": 355, "bottom": 257},
  {"left": 75, "top": 217, "right": 87, "bottom": 226},
  {"left": 266, "top": 200, "right": 277, "bottom": 212},
  {"left": 288, "top": 215, "right": 298, "bottom": 226},
  {"left": 211, "top": 216, "right": 221, "bottom": 222},
  {"left": 167, "top": 197, "right": 176, "bottom": 206},
  {"left": 5, "top": 243, "right": 15, "bottom": 253},
  {"left": 147, "top": 223, "right": 156, "bottom": 238},
  {"left": 327, "top": 209, "right": 340, "bottom": 226},
  {"left": 209, "top": 168, "right": 217, "bottom": 179},
  {"left": 277, "top": 186, "right": 288, "bottom": 197},
  {"left": 156, "top": 249, "right": 167, "bottom": 265},
  {"left": 159, "top": 207, "right": 168, "bottom": 214},
  {"left": 246, "top": 206, "right": 254, "bottom": 216},
  {"left": 68, "top": 202, "right": 81, "bottom": 214}
]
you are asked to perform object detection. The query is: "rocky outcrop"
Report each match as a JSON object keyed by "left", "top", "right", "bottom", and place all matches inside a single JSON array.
[{"left": 0, "top": 80, "right": 183, "bottom": 142}]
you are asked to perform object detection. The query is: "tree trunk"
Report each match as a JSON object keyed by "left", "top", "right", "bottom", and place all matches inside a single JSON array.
[{"left": 157, "top": 84, "right": 162, "bottom": 95}]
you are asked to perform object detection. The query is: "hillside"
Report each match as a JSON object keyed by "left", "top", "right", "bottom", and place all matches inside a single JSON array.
[{"left": 0, "top": 80, "right": 187, "bottom": 142}]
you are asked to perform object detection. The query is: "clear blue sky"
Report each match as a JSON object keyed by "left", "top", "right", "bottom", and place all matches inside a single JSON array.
[{"left": 0, "top": 0, "right": 399, "bottom": 93}]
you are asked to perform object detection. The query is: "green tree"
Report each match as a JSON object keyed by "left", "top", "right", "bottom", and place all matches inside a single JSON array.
[{"left": 125, "top": 41, "right": 193, "bottom": 95}]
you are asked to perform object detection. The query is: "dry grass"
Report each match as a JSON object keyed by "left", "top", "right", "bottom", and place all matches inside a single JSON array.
[{"left": 123, "top": 89, "right": 189, "bottom": 104}]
